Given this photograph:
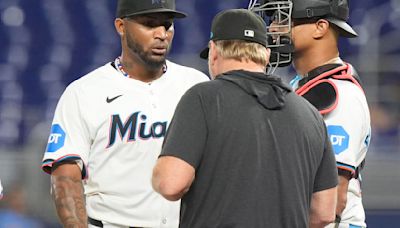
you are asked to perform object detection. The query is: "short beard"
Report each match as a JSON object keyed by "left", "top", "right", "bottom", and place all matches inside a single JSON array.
[{"left": 126, "top": 32, "right": 167, "bottom": 70}]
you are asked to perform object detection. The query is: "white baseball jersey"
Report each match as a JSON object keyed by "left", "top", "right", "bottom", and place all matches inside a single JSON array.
[
  {"left": 324, "top": 78, "right": 370, "bottom": 228},
  {"left": 42, "top": 59, "right": 209, "bottom": 227},
  {"left": 291, "top": 62, "right": 371, "bottom": 228}
]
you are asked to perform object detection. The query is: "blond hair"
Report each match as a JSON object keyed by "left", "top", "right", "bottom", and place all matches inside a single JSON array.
[{"left": 214, "top": 40, "right": 269, "bottom": 66}]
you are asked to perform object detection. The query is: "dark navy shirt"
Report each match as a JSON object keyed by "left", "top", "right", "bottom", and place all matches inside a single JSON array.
[{"left": 161, "top": 70, "right": 338, "bottom": 228}]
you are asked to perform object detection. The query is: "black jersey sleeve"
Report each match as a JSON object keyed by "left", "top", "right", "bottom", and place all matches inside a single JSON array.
[{"left": 313, "top": 124, "right": 339, "bottom": 192}]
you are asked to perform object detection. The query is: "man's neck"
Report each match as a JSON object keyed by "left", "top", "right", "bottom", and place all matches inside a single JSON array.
[
  {"left": 120, "top": 54, "right": 165, "bottom": 83},
  {"left": 216, "top": 59, "right": 265, "bottom": 77},
  {"left": 293, "top": 46, "right": 340, "bottom": 77}
]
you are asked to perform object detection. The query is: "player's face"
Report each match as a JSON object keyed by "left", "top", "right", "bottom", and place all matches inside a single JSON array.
[
  {"left": 122, "top": 13, "right": 175, "bottom": 69},
  {"left": 269, "top": 15, "right": 317, "bottom": 57},
  {"left": 267, "top": 10, "right": 291, "bottom": 45}
]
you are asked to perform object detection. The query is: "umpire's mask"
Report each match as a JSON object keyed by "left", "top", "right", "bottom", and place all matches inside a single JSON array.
[{"left": 249, "top": 0, "right": 294, "bottom": 73}]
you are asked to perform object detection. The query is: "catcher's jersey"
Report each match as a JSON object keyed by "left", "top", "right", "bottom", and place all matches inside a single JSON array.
[
  {"left": 324, "top": 79, "right": 370, "bottom": 227},
  {"left": 291, "top": 67, "right": 371, "bottom": 227},
  {"left": 42, "top": 60, "right": 209, "bottom": 227}
]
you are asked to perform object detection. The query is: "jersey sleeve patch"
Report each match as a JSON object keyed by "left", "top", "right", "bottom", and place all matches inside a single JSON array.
[
  {"left": 45, "top": 124, "right": 66, "bottom": 153},
  {"left": 327, "top": 125, "right": 349, "bottom": 155}
]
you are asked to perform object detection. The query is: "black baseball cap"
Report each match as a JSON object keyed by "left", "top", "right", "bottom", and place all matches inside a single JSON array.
[
  {"left": 116, "top": 0, "right": 187, "bottom": 19},
  {"left": 200, "top": 9, "right": 268, "bottom": 59},
  {"left": 288, "top": 0, "right": 358, "bottom": 38},
  {"left": 324, "top": 17, "right": 357, "bottom": 38}
]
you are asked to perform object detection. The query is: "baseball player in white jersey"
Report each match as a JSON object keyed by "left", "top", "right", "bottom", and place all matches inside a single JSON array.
[
  {"left": 249, "top": 0, "right": 371, "bottom": 227},
  {"left": 41, "top": 0, "right": 208, "bottom": 227},
  {"left": 290, "top": 59, "right": 371, "bottom": 228}
]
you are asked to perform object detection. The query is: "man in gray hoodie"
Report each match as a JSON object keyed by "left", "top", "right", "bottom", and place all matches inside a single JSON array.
[{"left": 152, "top": 9, "right": 338, "bottom": 228}]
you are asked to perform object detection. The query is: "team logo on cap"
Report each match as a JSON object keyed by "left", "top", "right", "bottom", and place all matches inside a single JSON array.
[
  {"left": 327, "top": 125, "right": 349, "bottom": 154},
  {"left": 244, "top": 30, "right": 254, "bottom": 37},
  {"left": 46, "top": 124, "right": 66, "bottom": 153}
]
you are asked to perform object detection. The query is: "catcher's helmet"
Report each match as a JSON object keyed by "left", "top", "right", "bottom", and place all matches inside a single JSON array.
[
  {"left": 290, "top": 0, "right": 357, "bottom": 38},
  {"left": 249, "top": 0, "right": 357, "bottom": 70}
]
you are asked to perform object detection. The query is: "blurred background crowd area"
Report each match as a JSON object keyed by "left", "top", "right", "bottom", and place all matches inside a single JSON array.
[{"left": 0, "top": 0, "right": 399, "bottom": 227}]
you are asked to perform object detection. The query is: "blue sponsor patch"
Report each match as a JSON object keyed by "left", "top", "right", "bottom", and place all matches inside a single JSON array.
[
  {"left": 46, "top": 124, "right": 66, "bottom": 152},
  {"left": 327, "top": 125, "right": 349, "bottom": 155}
]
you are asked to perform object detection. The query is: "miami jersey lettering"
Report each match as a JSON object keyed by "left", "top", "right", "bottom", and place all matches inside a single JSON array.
[{"left": 107, "top": 112, "right": 168, "bottom": 147}]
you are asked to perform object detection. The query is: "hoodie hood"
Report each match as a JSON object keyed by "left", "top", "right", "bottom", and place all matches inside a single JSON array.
[{"left": 217, "top": 70, "right": 292, "bottom": 110}]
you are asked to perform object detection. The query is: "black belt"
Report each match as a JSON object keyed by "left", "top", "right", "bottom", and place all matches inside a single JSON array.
[{"left": 88, "top": 217, "right": 143, "bottom": 228}]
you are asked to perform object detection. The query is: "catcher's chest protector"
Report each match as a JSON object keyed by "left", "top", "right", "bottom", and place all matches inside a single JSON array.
[{"left": 295, "top": 63, "right": 364, "bottom": 115}]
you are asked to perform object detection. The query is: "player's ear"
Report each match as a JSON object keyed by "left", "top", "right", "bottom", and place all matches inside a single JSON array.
[
  {"left": 114, "top": 18, "right": 124, "bottom": 37},
  {"left": 265, "top": 48, "right": 271, "bottom": 65},
  {"left": 208, "top": 41, "right": 219, "bottom": 79},
  {"left": 313, "top": 19, "right": 329, "bottom": 39},
  {"left": 209, "top": 41, "right": 218, "bottom": 62}
]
